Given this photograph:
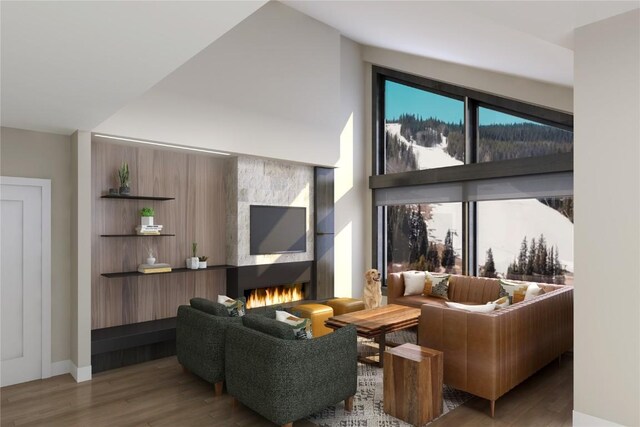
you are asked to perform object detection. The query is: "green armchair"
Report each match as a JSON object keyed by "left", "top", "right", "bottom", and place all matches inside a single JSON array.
[
  {"left": 176, "top": 298, "right": 277, "bottom": 396},
  {"left": 224, "top": 321, "right": 358, "bottom": 427}
]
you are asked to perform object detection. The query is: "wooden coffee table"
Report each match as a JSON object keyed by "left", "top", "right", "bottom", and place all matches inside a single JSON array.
[{"left": 325, "top": 304, "right": 420, "bottom": 367}]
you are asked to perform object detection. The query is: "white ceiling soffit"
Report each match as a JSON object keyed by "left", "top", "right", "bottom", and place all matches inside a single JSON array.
[
  {"left": 283, "top": 0, "right": 639, "bottom": 87},
  {"left": 1, "top": 1, "right": 267, "bottom": 135}
]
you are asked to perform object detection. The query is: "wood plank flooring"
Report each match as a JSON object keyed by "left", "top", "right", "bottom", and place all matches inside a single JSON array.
[{"left": 1, "top": 353, "right": 573, "bottom": 426}]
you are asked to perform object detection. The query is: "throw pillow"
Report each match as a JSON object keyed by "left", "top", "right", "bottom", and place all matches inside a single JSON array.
[
  {"left": 524, "top": 283, "right": 542, "bottom": 301},
  {"left": 402, "top": 271, "right": 427, "bottom": 296},
  {"left": 217, "top": 295, "right": 246, "bottom": 317},
  {"left": 498, "top": 279, "right": 531, "bottom": 304},
  {"left": 242, "top": 314, "right": 295, "bottom": 340},
  {"left": 190, "top": 297, "right": 229, "bottom": 317},
  {"left": 275, "top": 310, "right": 312, "bottom": 340},
  {"left": 492, "top": 295, "right": 510, "bottom": 309},
  {"left": 445, "top": 301, "right": 496, "bottom": 313},
  {"left": 425, "top": 272, "right": 451, "bottom": 300}
]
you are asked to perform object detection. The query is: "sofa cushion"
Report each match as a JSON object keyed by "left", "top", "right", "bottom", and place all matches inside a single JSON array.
[
  {"left": 524, "top": 283, "right": 543, "bottom": 301},
  {"left": 402, "top": 271, "right": 427, "bottom": 296},
  {"left": 425, "top": 272, "right": 450, "bottom": 300},
  {"left": 492, "top": 296, "right": 510, "bottom": 309},
  {"left": 395, "top": 295, "right": 448, "bottom": 309},
  {"left": 242, "top": 314, "right": 296, "bottom": 340}
]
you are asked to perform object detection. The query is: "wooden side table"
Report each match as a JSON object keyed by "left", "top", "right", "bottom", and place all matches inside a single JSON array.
[{"left": 383, "top": 343, "right": 443, "bottom": 426}]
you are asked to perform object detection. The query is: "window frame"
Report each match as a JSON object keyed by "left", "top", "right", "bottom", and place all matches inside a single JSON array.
[{"left": 371, "top": 66, "right": 574, "bottom": 282}]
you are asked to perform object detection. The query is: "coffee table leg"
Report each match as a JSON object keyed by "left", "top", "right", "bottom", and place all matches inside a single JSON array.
[{"left": 378, "top": 333, "right": 386, "bottom": 368}]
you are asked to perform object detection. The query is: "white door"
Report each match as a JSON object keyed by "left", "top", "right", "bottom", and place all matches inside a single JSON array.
[{"left": 1, "top": 177, "right": 51, "bottom": 386}]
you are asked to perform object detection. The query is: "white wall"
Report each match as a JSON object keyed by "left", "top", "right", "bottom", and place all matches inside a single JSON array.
[
  {"left": 573, "top": 9, "right": 640, "bottom": 427},
  {"left": 335, "top": 37, "right": 367, "bottom": 298},
  {"left": 0, "top": 127, "right": 71, "bottom": 367},
  {"left": 95, "top": 1, "right": 342, "bottom": 167},
  {"left": 363, "top": 45, "right": 573, "bottom": 113}
]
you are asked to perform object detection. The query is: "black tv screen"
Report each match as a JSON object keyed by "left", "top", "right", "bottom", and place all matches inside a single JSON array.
[{"left": 250, "top": 205, "right": 306, "bottom": 255}]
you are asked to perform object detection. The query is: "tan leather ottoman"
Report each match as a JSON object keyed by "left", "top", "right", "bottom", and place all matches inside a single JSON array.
[
  {"left": 290, "top": 303, "right": 334, "bottom": 337},
  {"left": 325, "top": 298, "right": 365, "bottom": 316}
]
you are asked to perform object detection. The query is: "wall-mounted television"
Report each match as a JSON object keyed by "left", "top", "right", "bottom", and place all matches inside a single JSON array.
[{"left": 250, "top": 205, "right": 307, "bottom": 255}]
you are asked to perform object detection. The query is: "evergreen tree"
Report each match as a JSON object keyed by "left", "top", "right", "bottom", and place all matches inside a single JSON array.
[
  {"left": 554, "top": 246, "right": 563, "bottom": 275},
  {"left": 535, "top": 234, "right": 548, "bottom": 275},
  {"left": 426, "top": 242, "right": 440, "bottom": 272},
  {"left": 517, "top": 237, "right": 528, "bottom": 274},
  {"left": 408, "top": 208, "right": 428, "bottom": 264},
  {"left": 526, "top": 238, "right": 536, "bottom": 275},
  {"left": 441, "top": 229, "right": 456, "bottom": 272},
  {"left": 483, "top": 248, "right": 497, "bottom": 278}
]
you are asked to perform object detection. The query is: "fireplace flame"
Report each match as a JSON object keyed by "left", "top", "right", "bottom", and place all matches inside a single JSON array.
[{"left": 246, "top": 284, "right": 304, "bottom": 309}]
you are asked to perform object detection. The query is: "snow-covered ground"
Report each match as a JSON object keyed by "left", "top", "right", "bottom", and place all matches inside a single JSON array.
[{"left": 386, "top": 123, "right": 574, "bottom": 275}]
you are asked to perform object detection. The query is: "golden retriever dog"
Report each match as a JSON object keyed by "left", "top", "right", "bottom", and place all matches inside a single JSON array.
[{"left": 364, "top": 268, "right": 382, "bottom": 310}]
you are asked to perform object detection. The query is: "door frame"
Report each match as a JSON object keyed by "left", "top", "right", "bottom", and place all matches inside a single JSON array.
[{"left": 1, "top": 176, "right": 51, "bottom": 379}]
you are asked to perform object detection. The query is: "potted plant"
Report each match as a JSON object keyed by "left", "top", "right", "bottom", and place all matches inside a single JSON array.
[
  {"left": 140, "top": 207, "right": 155, "bottom": 226},
  {"left": 187, "top": 242, "right": 199, "bottom": 269},
  {"left": 198, "top": 256, "right": 208, "bottom": 269},
  {"left": 117, "top": 162, "right": 130, "bottom": 195}
]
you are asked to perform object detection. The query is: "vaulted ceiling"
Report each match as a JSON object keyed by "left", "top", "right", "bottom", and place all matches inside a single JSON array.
[{"left": 1, "top": 1, "right": 637, "bottom": 135}]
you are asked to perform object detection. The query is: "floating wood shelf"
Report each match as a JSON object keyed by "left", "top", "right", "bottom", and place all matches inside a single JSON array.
[
  {"left": 101, "top": 194, "right": 175, "bottom": 201},
  {"left": 101, "top": 264, "right": 236, "bottom": 279},
  {"left": 100, "top": 234, "right": 176, "bottom": 237}
]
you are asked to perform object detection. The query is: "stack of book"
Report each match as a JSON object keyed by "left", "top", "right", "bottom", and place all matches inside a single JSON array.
[
  {"left": 138, "top": 263, "right": 172, "bottom": 274},
  {"left": 135, "top": 225, "right": 163, "bottom": 235}
]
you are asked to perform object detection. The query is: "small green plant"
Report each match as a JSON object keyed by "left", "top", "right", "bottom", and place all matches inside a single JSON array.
[
  {"left": 140, "top": 207, "right": 154, "bottom": 217},
  {"left": 117, "top": 162, "right": 130, "bottom": 188},
  {"left": 198, "top": 256, "right": 208, "bottom": 262},
  {"left": 192, "top": 242, "right": 198, "bottom": 258}
]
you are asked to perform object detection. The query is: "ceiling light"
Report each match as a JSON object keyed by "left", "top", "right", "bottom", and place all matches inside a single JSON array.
[{"left": 93, "top": 134, "right": 230, "bottom": 156}]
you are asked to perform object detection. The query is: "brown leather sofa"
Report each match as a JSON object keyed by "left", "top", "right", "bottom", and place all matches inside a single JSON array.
[{"left": 388, "top": 273, "right": 573, "bottom": 416}]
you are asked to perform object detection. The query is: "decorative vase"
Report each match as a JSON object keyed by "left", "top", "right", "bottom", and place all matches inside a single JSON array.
[
  {"left": 185, "top": 258, "right": 192, "bottom": 268},
  {"left": 199, "top": 261, "right": 207, "bottom": 269},
  {"left": 119, "top": 186, "right": 130, "bottom": 195},
  {"left": 141, "top": 216, "right": 154, "bottom": 226},
  {"left": 146, "top": 257, "right": 156, "bottom": 265},
  {"left": 190, "top": 257, "right": 199, "bottom": 270}
]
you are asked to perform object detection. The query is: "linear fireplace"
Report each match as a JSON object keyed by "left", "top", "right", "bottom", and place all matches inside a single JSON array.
[
  {"left": 227, "top": 261, "right": 316, "bottom": 307},
  {"left": 245, "top": 283, "right": 306, "bottom": 309}
]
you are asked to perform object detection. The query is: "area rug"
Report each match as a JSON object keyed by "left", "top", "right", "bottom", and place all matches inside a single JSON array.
[{"left": 306, "top": 329, "right": 471, "bottom": 427}]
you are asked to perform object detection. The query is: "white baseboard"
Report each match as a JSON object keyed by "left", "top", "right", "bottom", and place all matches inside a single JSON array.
[
  {"left": 573, "top": 410, "right": 624, "bottom": 426},
  {"left": 70, "top": 362, "right": 92, "bottom": 383},
  {"left": 50, "top": 360, "right": 71, "bottom": 377}
]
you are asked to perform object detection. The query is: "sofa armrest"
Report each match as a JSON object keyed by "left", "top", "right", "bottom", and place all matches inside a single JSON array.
[
  {"left": 225, "top": 324, "right": 358, "bottom": 425},
  {"left": 176, "top": 305, "right": 242, "bottom": 383},
  {"left": 387, "top": 272, "right": 405, "bottom": 304}
]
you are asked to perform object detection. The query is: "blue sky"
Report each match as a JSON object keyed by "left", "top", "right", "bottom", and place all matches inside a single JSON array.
[{"left": 385, "top": 81, "right": 533, "bottom": 125}]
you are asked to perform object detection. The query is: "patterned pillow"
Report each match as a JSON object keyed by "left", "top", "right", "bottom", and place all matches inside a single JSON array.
[
  {"left": 217, "top": 295, "right": 246, "bottom": 317},
  {"left": 402, "top": 271, "right": 427, "bottom": 296},
  {"left": 276, "top": 310, "right": 312, "bottom": 340},
  {"left": 498, "top": 279, "right": 532, "bottom": 304},
  {"left": 425, "top": 272, "right": 450, "bottom": 300},
  {"left": 492, "top": 296, "right": 510, "bottom": 309}
]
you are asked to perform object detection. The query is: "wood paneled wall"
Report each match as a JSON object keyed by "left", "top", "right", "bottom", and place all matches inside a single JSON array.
[{"left": 91, "top": 140, "right": 227, "bottom": 329}]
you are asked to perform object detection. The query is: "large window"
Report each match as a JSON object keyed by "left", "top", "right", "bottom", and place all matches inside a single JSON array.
[
  {"left": 372, "top": 67, "right": 574, "bottom": 284},
  {"left": 387, "top": 203, "right": 462, "bottom": 275},
  {"left": 478, "top": 107, "right": 573, "bottom": 162},
  {"left": 385, "top": 81, "right": 464, "bottom": 173}
]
